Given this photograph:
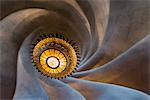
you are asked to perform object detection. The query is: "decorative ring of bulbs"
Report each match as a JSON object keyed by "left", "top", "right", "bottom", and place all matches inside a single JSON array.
[{"left": 30, "top": 33, "right": 80, "bottom": 79}]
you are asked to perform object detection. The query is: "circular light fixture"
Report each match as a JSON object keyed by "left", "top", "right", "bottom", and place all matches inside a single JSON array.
[
  {"left": 30, "top": 33, "right": 80, "bottom": 79},
  {"left": 39, "top": 49, "right": 67, "bottom": 74},
  {"left": 46, "top": 56, "right": 60, "bottom": 69}
]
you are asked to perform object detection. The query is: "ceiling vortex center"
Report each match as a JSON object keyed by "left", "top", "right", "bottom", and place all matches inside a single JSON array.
[{"left": 31, "top": 33, "right": 80, "bottom": 79}]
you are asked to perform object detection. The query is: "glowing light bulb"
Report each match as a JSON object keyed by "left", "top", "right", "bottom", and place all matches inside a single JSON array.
[{"left": 47, "top": 57, "right": 59, "bottom": 68}]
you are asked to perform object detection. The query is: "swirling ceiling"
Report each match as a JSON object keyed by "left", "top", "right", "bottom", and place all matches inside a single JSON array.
[{"left": 0, "top": 0, "right": 149, "bottom": 99}]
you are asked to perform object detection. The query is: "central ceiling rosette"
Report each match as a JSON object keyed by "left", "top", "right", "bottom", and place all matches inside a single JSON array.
[{"left": 30, "top": 33, "right": 80, "bottom": 79}]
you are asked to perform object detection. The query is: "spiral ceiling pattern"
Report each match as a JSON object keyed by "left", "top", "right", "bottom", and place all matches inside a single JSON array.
[{"left": 0, "top": 0, "right": 149, "bottom": 99}]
